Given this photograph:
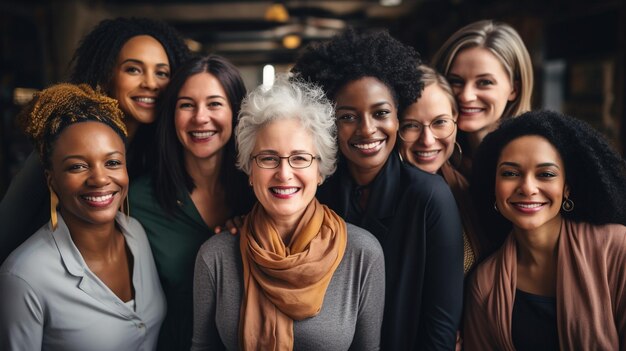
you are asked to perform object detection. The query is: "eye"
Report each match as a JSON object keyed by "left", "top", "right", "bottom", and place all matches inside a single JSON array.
[
  {"left": 374, "top": 110, "right": 390, "bottom": 118},
  {"left": 500, "top": 170, "right": 519, "bottom": 177},
  {"left": 67, "top": 163, "right": 88, "bottom": 172},
  {"left": 400, "top": 122, "right": 422, "bottom": 131},
  {"left": 208, "top": 101, "right": 223, "bottom": 108},
  {"left": 431, "top": 118, "right": 450, "bottom": 128},
  {"left": 258, "top": 155, "right": 278, "bottom": 162},
  {"left": 156, "top": 70, "right": 170, "bottom": 79},
  {"left": 178, "top": 102, "right": 194, "bottom": 109},
  {"left": 106, "top": 159, "right": 124, "bottom": 168},
  {"left": 477, "top": 79, "right": 494, "bottom": 87},
  {"left": 124, "top": 66, "right": 141, "bottom": 74},
  {"left": 337, "top": 113, "right": 357, "bottom": 122},
  {"left": 447, "top": 77, "right": 464, "bottom": 87},
  {"left": 538, "top": 171, "right": 557, "bottom": 178}
]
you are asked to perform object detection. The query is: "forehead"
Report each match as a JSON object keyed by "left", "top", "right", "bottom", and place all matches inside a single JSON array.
[
  {"left": 53, "top": 122, "right": 125, "bottom": 154},
  {"left": 335, "top": 77, "right": 395, "bottom": 105},
  {"left": 254, "top": 118, "right": 314, "bottom": 151},
  {"left": 117, "top": 35, "right": 169, "bottom": 63},
  {"left": 178, "top": 73, "right": 226, "bottom": 97},
  {"left": 499, "top": 135, "right": 563, "bottom": 165},
  {"left": 404, "top": 84, "right": 454, "bottom": 119},
  {"left": 450, "top": 47, "right": 508, "bottom": 76}
]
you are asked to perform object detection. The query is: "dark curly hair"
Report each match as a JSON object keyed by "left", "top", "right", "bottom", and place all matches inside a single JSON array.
[
  {"left": 471, "top": 110, "right": 626, "bottom": 249},
  {"left": 68, "top": 17, "right": 191, "bottom": 178},
  {"left": 69, "top": 17, "right": 190, "bottom": 90},
  {"left": 153, "top": 54, "right": 253, "bottom": 215},
  {"left": 291, "top": 28, "right": 424, "bottom": 113}
]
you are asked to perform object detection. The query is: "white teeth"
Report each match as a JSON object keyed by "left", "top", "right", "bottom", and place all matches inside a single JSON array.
[
  {"left": 415, "top": 150, "right": 439, "bottom": 157},
  {"left": 271, "top": 187, "right": 298, "bottom": 195},
  {"left": 353, "top": 140, "right": 383, "bottom": 150},
  {"left": 134, "top": 97, "right": 155, "bottom": 103},
  {"left": 461, "top": 108, "right": 482, "bottom": 113},
  {"left": 191, "top": 131, "right": 216, "bottom": 139},
  {"left": 515, "top": 203, "right": 543, "bottom": 208},
  {"left": 83, "top": 194, "right": 113, "bottom": 202}
]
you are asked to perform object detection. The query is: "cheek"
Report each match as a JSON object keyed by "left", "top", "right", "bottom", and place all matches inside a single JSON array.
[{"left": 174, "top": 114, "right": 187, "bottom": 141}]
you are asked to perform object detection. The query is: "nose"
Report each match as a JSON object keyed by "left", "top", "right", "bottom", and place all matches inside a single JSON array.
[
  {"left": 358, "top": 116, "right": 376, "bottom": 136},
  {"left": 86, "top": 166, "right": 111, "bottom": 188},
  {"left": 141, "top": 72, "right": 158, "bottom": 91},
  {"left": 417, "top": 125, "right": 436, "bottom": 147},
  {"left": 193, "top": 104, "right": 211, "bottom": 124},
  {"left": 274, "top": 159, "right": 293, "bottom": 182},
  {"left": 518, "top": 175, "right": 538, "bottom": 196},
  {"left": 457, "top": 83, "right": 476, "bottom": 103}
]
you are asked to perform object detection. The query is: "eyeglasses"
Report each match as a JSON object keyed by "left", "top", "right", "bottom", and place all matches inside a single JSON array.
[
  {"left": 398, "top": 117, "right": 457, "bottom": 142},
  {"left": 251, "top": 153, "right": 320, "bottom": 169}
]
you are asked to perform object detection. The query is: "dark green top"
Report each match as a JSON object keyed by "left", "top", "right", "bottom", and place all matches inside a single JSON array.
[{"left": 129, "top": 175, "right": 214, "bottom": 351}]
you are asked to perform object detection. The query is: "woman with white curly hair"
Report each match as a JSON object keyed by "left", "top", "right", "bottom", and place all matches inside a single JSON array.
[{"left": 191, "top": 77, "right": 385, "bottom": 351}]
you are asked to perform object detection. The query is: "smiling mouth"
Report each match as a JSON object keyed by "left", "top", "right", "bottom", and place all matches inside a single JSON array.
[
  {"left": 190, "top": 131, "right": 217, "bottom": 140},
  {"left": 132, "top": 97, "right": 156, "bottom": 104},
  {"left": 80, "top": 192, "right": 117, "bottom": 207},
  {"left": 270, "top": 187, "right": 299, "bottom": 195},
  {"left": 460, "top": 107, "right": 484, "bottom": 114},
  {"left": 351, "top": 139, "right": 384, "bottom": 151},
  {"left": 414, "top": 150, "right": 439, "bottom": 158}
]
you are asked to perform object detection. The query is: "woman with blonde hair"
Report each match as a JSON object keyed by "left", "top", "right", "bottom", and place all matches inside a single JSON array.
[{"left": 432, "top": 20, "right": 533, "bottom": 177}]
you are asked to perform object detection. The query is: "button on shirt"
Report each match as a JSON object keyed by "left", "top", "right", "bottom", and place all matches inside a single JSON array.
[{"left": 0, "top": 213, "right": 166, "bottom": 351}]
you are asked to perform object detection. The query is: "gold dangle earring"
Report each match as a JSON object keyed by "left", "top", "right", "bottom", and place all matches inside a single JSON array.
[
  {"left": 49, "top": 186, "right": 59, "bottom": 231},
  {"left": 120, "top": 195, "right": 130, "bottom": 218}
]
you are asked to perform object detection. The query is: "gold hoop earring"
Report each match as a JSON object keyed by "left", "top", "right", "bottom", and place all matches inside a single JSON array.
[
  {"left": 562, "top": 197, "right": 574, "bottom": 212},
  {"left": 493, "top": 201, "right": 499, "bottom": 213},
  {"left": 121, "top": 196, "right": 130, "bottom": 217},
  {"left": 49, "top": 186, "right": 59, "bottom": 231}
]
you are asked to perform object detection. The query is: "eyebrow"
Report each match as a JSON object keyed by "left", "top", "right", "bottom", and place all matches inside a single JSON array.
[
  {"left": 121, "top": 59, "right": 170, "bottom": 68},
  {"left": 62, "top": 151, "right": 124, "bottom": 162},
  {"left": 177, "top": 95, "right": 227, "bottom": 101},
  {"left": 336, "top": 101, "right": 392, "bottom": 111},
  {"left": 498, "top": 161, "right": 560, "bottom": 169},
  {"left": 255, "top": 149, "right": 310, "bottom": 155}
]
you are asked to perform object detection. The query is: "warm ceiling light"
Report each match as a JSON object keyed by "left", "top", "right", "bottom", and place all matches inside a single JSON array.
[
  {"left": 282, "top": 34, "right": 301, "bottom": 49},
  {"left": 380, "top": 0, "right": 402, "bottom": 6},
  {"left": 265, "top": 3, "right": 289, "bottom": 22}
]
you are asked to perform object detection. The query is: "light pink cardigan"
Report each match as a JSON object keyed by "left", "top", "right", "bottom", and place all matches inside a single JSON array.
[{"left": 464, "top": 220, "right": 626, "bottom": 350}]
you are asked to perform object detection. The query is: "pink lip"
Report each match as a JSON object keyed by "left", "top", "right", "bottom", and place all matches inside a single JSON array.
[
  {"left": 350, "top": 139, "right": 385, "bottom": 156},
  {"left": 188, "top": 131, "right": 217, "bottom": 143},
  {"left": 269, "top": 186, "right": 300, "bottom": 199},
  {"left": 80, "top": 191, "right": 117, "bottom": 208},
  {"left": 459, "top": 106, "right": 485, "bottom": 118},
  {"left": 132, "top": 96, "right": 158, "bottom": 109},
  {"left": 411, "top": 150, "right": 440, "bottom": 162},
  {"left": 510, "top": 202, "right": 547, "bottom": 214}
]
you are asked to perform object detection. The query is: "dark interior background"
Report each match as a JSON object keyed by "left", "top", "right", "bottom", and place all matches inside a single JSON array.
[{"left": 1, "top": 0, "right": 624, "bottom": 197}]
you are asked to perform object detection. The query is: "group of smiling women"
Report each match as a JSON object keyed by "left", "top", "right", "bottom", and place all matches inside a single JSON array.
[{"left": 0, "top": 16, "right": 625, "bottom": 351}]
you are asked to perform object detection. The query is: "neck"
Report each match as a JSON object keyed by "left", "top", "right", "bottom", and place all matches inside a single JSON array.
[
  {"left": 60, "top": 209, "right": 122, "bottom": 262},
  {"left": 513, "top": 216, "right": 562, "bottom": 266},
  {"left": 185, "top": 150, "right": 224, "bottom": 192},
  {"left": 347, "top": 159, "right": 385, "bottom": 187}
]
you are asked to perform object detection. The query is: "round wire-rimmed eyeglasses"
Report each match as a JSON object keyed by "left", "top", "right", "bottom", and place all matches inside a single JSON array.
[{"left": 398, "top": 117, "right": 457, "bottom": 142}]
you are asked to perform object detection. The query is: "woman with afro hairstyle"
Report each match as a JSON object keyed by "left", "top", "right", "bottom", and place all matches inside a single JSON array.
[
  {"left": 0, "top": 83, "right": 165, "bottom": 351},
  {"left": 292, "top": 28, "right": 464, "bottom": 350},
  {"left": 0, "top": 17, "right": 191, "bottom": 263},
  {"left": 465, "top": 110, "right": 626, "bottom": 350}
]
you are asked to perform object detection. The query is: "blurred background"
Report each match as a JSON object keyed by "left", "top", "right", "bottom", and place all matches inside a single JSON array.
[{"left": 1, "top": 0, "right": 624, "bottom": 197}]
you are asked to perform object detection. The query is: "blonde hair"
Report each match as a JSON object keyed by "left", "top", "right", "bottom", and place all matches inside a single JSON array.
[
  {"left": 431, "top": 20, "right": 533, "bottom": 119},
  {"left": 18, "top": 83, "right": 127, "bottom": 168}
]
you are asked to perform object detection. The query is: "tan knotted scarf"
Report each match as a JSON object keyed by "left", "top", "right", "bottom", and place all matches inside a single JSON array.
[{"left": 239, "top": 199, "right": 347, "bottom": 351}]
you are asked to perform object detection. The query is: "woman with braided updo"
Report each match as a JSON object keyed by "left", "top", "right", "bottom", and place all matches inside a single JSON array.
[
  {"left": 0, "top": 17, "right": 191, "bottom": 262},
  {"left": 0, "top": 83, "right": 165, "bottom": 351}
]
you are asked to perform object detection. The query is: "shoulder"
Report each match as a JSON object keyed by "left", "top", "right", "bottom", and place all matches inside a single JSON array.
[
  {"left": 399, "top": 162, "right": 456, "bottom": 203},
  {"left": 197, "top": 233, "right": 240, "bottom": 266},
  {"left": 128, "top": 175, "right": 155, "bottom": 204},
  {"left": 468, "top": 242, "right": 508, "bottom": 300},
  {"left": 0, "top": 224, "right": 60, "bottom": 289},
  {"left": 567, "top": 220, "right": 626, "bottom": 255},
  {"left": 345, "top": 223, "right": 384, "bottom": 259}
]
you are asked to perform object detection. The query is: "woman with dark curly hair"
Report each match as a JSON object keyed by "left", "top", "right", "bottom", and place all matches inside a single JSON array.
[
  {"left": 0, "top": 17, "right": 191, "bottom": 262},
  {"left": 465, "top": 110, "right": 626, "bottom": 350},
  {"left": 292, "top": 28, "right": 464, "bottom": 350}
]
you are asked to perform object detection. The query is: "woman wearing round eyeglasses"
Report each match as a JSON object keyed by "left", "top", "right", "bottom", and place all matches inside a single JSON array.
[
  {"left": 191, "top": 78, "right": 385, "bottom": 350},
  {"left": 398, "top": 64, "right": 487, "bottom": 274}
]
